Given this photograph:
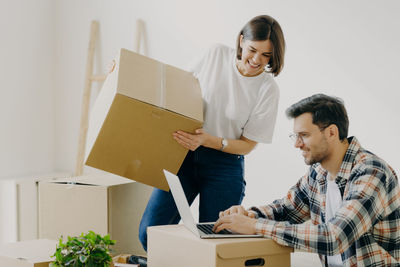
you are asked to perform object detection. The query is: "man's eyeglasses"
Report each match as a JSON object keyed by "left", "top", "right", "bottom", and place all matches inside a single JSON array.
[
  {"left": 289, "top": 125, "right": 330, "bottom": 144},
  {"left": 289, "top": 133, "right": 304, "bottom": 144}
]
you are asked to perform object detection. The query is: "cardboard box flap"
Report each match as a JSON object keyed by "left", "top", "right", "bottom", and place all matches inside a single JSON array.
[
  {"left": 0, "top": 239, "right": 57, "bottom": 263},
  {"left": 164, "top": 64, "right": 203, "bottom": 121},
  {"left": 216, "top": 239, "right": 293, "bottom": 259},
  {"left": 117, "top": 48, "right": 203, "bottom": 122},
  {"left": 45, "top": 175, "right": 132, "bottom": 187},
  {"left": 85, "top": 57, "right": 119, "bottom": 162},
  {"left": 51, "top": 181, "right": 97, "bottom": 186}
]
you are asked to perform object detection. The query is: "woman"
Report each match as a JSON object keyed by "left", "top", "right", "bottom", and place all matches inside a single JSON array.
[{"left": 138, "top": 14, "right": 285, "bottom": 252}]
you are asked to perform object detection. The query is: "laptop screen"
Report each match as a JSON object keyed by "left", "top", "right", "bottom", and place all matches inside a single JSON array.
[{"left": 163, "top": 169, "right": 200, "bottom": 236}]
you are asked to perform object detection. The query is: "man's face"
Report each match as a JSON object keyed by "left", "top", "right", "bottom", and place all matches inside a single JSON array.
[{"left": 292, "top": 113, "right": 330, "bottom": 165}]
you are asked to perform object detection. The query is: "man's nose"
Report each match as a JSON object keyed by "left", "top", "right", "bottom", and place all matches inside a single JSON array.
[{"left": 294, "top": 137, "right": 303, "bottom": 148}]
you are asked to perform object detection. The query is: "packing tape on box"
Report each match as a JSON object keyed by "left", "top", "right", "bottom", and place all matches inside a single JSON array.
[{"left": 158, "top": 63, "right": 167, "bottom": 109}]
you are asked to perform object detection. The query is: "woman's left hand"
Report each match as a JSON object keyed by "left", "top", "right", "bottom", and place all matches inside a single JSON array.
[{"left": 173, "top": 128, "right": 209, "bottom": 151}]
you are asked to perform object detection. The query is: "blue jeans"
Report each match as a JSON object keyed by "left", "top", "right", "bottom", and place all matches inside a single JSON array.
[{"left": 138, "top": 146, "right": 245, "bottom": 251}]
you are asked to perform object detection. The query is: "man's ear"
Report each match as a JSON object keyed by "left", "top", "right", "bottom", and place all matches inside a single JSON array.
[{"left": 327, "top": 124, "right": 339, "bottom": 140}]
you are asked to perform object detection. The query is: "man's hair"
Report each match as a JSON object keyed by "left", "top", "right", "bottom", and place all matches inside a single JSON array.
[
  {"left": 286, "top": 94, "right": 349, "bottom": 141},
  {"left": 236, "top": 15, "right": 286, "bottom": 77}
]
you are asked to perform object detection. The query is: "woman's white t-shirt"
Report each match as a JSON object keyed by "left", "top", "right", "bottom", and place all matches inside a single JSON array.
[{"left": 188, "top": 44, "right": 280, "bottom": 143}]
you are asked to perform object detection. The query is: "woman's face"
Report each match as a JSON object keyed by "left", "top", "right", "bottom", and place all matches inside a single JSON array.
[{"left": 237, "top": 36, "right": 273, "bottom": 77}]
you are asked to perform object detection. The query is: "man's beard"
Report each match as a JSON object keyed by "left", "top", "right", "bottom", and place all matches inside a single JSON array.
[{"left": 304, "top": 137, "right": 329, "bottom": 165}]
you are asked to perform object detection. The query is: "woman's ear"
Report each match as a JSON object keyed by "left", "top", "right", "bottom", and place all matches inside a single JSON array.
[{"left": 239, "top": 34, "right": 244, "bottom": 48}]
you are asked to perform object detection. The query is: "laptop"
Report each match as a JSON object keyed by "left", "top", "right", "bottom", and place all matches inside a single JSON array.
[{"left": 163, "top": 169, "right": 263, "bottom": 239}]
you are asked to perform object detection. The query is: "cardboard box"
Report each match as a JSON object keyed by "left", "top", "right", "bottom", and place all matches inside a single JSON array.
[
  {"left": 147, "top": 225, "right": 293, "bottom": 267},
  {"left": 0, "top": 239, "right": 57, "bottom": 267},
  {"left": 0, "top": 173, "right": 69, "bottom": 244},
  {"left": 38, "top": 174, "right": 152, "bottom": 256},
  {"left": 85, "top": 48, "right": 203, "bottom": 191}
]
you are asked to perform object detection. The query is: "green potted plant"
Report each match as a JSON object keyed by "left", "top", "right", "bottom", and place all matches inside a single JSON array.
[{"left": 50, "top": 231, "right": 116, "bottom": 267}]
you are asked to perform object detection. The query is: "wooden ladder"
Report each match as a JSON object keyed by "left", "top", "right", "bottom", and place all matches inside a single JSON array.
[{"left": 74, "top": 20, "right": 146, "bottom": 176}]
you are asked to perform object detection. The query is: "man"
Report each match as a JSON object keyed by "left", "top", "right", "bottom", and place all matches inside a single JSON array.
[{"left": 213, "top": 94, "right": 400, "bottom": 266}]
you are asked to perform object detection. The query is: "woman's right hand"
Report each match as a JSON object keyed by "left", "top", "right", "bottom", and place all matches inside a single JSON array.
[{"left": 172, "top": 128, "right": 210, "bottom": 151}]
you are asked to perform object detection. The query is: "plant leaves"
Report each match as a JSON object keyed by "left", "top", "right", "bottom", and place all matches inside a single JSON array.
[
  {"left": 51, "top": 231, "right": 116, "bottom": 267},
  {"left": 79, "top": 255, "right": 88, "bottom": 263}
]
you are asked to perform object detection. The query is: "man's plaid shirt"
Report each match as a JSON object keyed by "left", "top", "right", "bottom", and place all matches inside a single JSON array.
[{"left": 250, "top": 137, "right": 400, "bottom": 266}]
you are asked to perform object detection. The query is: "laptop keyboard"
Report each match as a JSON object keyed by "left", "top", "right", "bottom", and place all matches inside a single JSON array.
[{"left": 197, "top": 223, "right": 232, "bottom": 235}]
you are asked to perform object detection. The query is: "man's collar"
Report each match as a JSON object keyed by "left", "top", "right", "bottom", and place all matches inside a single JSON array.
[
  {"left": 315, "top": 136, "right": 360, "bottom": 182},
  {"left": 336, "top": 136, "right": 360, "bottom": 181}
]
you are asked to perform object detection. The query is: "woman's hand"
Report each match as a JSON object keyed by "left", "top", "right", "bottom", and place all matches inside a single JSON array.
[{"left": 173, "top": 128, "right": 209, "bottom": 151}]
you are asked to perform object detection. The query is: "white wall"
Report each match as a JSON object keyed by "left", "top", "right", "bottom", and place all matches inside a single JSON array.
[
  {"left": 53, "top": 0, "right": 400, "bottom": 207},
  {"left": 0, "top": 0, "right": 56, "bottom": 178},
  {"left": 1, "top": 0, "right": 399, "bottom": 206}
]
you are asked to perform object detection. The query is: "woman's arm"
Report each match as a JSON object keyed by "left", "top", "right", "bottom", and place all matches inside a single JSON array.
[{"left": 173, "top": 128, "right": 257, "bottom": 155}]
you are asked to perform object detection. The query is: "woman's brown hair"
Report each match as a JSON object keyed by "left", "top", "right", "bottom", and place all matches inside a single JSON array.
[{"left": 236, "top": 15, "right": 286, "bottom": 76}]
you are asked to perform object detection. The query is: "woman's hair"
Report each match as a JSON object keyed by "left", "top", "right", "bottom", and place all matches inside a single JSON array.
[
  {"left": 286, "top": 94, "right": 349, "bottom": 141},
  {"left": 236, "top": 15, "right": 286, "bottom": 76}
]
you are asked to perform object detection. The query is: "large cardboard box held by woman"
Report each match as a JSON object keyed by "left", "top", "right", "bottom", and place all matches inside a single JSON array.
[{"left": 85, "top": 48, "right": 203, "bottom": 192}]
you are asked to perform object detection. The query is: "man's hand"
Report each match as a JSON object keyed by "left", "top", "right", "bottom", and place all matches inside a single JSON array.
[
  {"left": 213, "top": 213, "right": 258, "bottom": 235},
  {"left": 173, "top": 128, "right": 209, "bottom": 151},
  {"left": 218, "top": 205, "right": 256, "bottom": 218}
]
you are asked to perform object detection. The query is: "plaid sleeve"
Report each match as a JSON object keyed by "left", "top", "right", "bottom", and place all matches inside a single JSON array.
[
  {"left": 250, "top": 174, "right": 312, "bottom": 223},
  {"left": 254, "top": 164, "right": 396, "bottom": 256}
]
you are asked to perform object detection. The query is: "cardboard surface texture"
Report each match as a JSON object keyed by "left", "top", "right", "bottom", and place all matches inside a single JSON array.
[
  {"left": 148, "top": 225, "right": 293, "bottom": 267},
  {"left": 0, "top": 173, "right": 69, "bottom": 244},
  {"left": 38, "top": 174, "right": 152, "bottom": 256},
  {"left": 0, "top": 239, "right": 57, "bottom": 267},
  {"left": 85, "top": 48, "right": 203, "bottom": 191}
]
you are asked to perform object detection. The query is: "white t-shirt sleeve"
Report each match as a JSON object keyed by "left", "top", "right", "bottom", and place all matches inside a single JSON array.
[{"left": 242, "top": 81, "right": 280, "bottom": 144}]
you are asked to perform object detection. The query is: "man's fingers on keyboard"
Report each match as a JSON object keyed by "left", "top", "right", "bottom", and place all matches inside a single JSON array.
[
  {"left": 248, "top": 212, "right": 256, "bottom": 218},
  {"left": 213, "top": 218, "right": 224, "bottom": 232},
  {"left": 214, "top": 223, "right": 228, "bottom": 233},
  {"left": 213, "top": 216, "right": 230, "bottom": 233}
]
